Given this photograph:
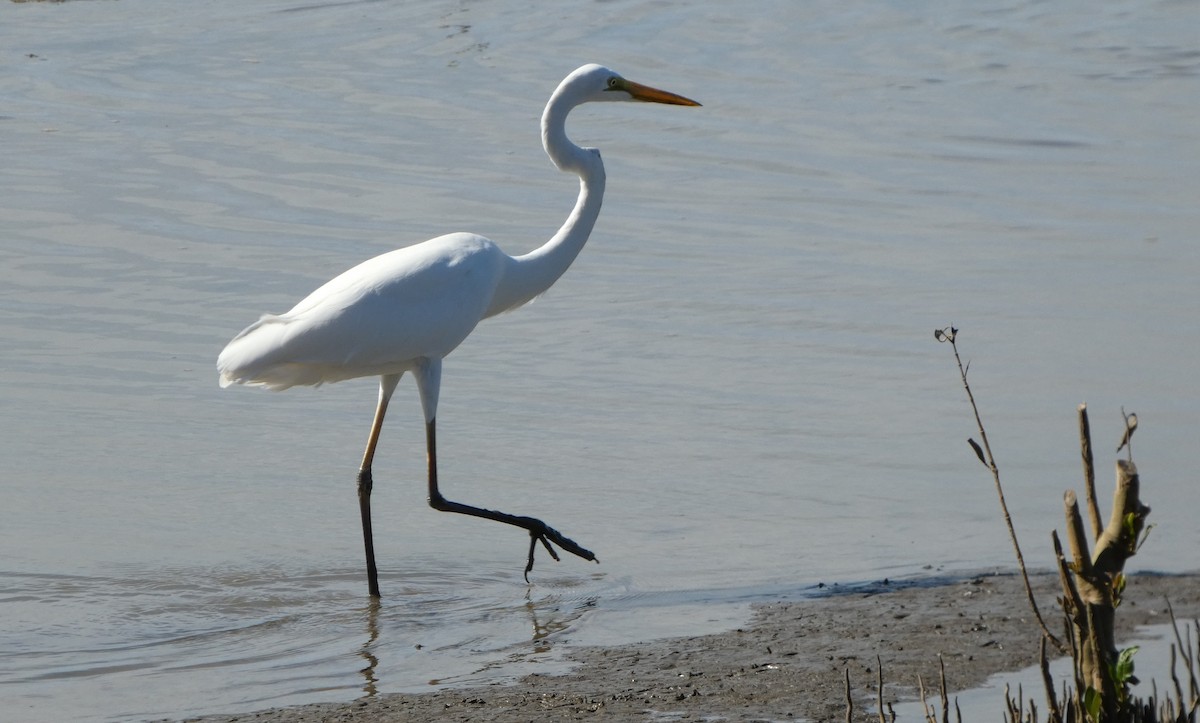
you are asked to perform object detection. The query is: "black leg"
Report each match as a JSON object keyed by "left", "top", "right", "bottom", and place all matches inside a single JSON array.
[
  {"left": 357, "top": 375, "right": 399, "bottom": 599},
  {"left": 424, "top": 419, "right": 597, "bottom": 581},
  {"left": 357, "top": 467, "right": 380, "bottom": 598}
]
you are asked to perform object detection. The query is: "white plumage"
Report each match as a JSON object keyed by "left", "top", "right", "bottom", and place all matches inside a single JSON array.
[
  {"left": 219, "top": 233, "right": 506, "bottom": 390},
  {"left": 217, "top": 64, "right": 699, "bottom": 597}
]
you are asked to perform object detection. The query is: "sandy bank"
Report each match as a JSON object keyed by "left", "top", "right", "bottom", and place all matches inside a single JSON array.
[{"left": 176, "top": 571, "right": 1200, "bottom": 722}]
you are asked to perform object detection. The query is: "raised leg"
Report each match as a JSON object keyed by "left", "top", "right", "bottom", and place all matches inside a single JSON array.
[{"left": 423, "top": 418, "right": 598, "bottom": 581}]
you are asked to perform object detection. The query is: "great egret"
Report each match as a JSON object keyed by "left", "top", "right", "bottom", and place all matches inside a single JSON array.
[{"left": 217, "top": 64, "right": 699, "bottom": 598}]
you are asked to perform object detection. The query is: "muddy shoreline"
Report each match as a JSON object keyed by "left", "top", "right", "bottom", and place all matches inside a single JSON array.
[{"left": 176, "top": 571, "right": 1200, "bottom": 722}]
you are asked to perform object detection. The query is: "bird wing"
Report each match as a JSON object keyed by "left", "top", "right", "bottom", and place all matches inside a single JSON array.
[{"left": 218, "top": 233, "right": 507, "bottom": 389}]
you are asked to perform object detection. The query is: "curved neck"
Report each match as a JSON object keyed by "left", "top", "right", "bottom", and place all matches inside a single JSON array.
[{"left": 485, "top": 87, "right": 606, "bottom": 317}]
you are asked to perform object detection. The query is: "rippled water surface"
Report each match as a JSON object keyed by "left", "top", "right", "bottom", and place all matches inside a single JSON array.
[{"left": 2, "top": 0, "right": 1197, "bottom": 720}]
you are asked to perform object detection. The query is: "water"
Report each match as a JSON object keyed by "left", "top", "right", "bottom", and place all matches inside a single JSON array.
[
  {"left": 891, "top": 622, "right": 1197, "bottom": 720},
  {"left": 1, "top": 0, "right": 1197, "bottom": 719}
]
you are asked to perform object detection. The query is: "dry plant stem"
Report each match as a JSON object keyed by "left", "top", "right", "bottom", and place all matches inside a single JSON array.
[
  {"left": 1062, "top": 491, "right": 1095, "bottom": 582},
  {"left": 1092, "top": 460, "right": 1147, "bottom": 572},
  {"left": 944, "top": 331, "right": 1065, "bottom": 653},
  {"left": 1191, "top": 619, "right": 1200, "bottom": 705},
  {"left": 1052, "top": 529, "right": 1089, "bottom": 709},
  {"left": 1167, "top": 600, "right": 1200, "bottom": 703},
  {"left": 1077, "top": 404, "right": 1102, "bottom": 539},
  {"left": 1039, "top": 635, "right": 1061, "bottom": 723},
  {"left": 1061, "top": 461, "right": 1150, "bottom": 713},
  {"left": 1062, "top": 491, "right": 1109, "bottom": 695},
  {"left": 1089, "top": 604, "right": 1118, "bottom": 721},
  {"left": 844, "top": 668, "right": 853, "bottom": 723},
  {"left": 877, "top": 654, "right": 886, "bottom": 723},
  {"left": 939, "top": 655, "right": 949, "bottom": 723},
  {"left": 1169, "top": 643, "right": 1184, "bottom": 713}
]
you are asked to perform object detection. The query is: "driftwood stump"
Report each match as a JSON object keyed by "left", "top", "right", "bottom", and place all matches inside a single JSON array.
[{"left": 1056, "top": 449, "right": 1150, "bottom": 719}]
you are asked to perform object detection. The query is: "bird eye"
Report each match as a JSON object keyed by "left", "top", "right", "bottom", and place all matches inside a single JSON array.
[{"left": 607, "top": 77, "right": 620, "bottom": 89}]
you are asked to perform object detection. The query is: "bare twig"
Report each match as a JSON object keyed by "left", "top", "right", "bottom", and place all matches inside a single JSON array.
[
  {"left": 1170, "top": 642, "right": 1184, "bottom": 713},
  {"left": 877, "top": 655, "right": 886, "bottom": 723},
  {"left": 1040, "top": 635, "right": 1062, "bottom": 723},
  {"left": 1167, "top": 599, "right": 1200, "bottom": 703},
  {"left": 1063, "top": 491, "right": 1095, "bottom": 585},
  {"left": 1191, "top": 620, "right": 1200, "bottom": 708},
  {"left": 935, "top": 327, "right": 1065, "bottom": 653},
  {"left": 1077, "top": 403, "right": 1102, "bottom": 539},
  {"left": 939, "top": 655, "right": 949, "bottom": 723},
  {"left": 1052, "top": 530, "right": 1085, "bottom": 627},
  {"left": 918, "top": 674, "right": 930, "bottom": 721},
  {"left": 1116, "top": 407, "right": 1138, "bottom": 461},
  {"left": 844, "top": 667, "right": 853, "bottom": 723}
]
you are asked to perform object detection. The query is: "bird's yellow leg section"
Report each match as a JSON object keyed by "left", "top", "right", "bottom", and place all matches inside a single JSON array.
[{"left": 358, "top": 374, "right": 401, "bottom": 599}]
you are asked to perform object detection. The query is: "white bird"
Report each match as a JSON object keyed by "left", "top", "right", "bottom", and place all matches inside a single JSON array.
[{"left": 217, "top": 64, "right": 699, "bottom": 598}]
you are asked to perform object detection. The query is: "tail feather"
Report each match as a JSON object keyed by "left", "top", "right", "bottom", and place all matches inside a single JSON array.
[{"left": 217, "top": 314, "right": 314, "bottom": 390}]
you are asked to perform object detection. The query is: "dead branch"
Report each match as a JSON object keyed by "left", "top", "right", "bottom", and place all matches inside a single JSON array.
[
  {"left": 936, "top": 327, "right": 1065, "bottom": 653},
  {"left": 1077, "top": 404, "right": 1102, "bottom": 539}
]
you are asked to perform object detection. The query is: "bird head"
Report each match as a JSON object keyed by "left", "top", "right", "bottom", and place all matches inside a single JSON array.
[{"left": 563, "top": 64, "right": 701, "bottom": 107}]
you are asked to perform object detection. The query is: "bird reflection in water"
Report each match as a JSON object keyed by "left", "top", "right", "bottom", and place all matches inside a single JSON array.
[
  {"left": 358, "top": 597, "right": 381, "bottom": 696},
  {"left": 354, "top": 590, "right": 600, "bottom": 691}
]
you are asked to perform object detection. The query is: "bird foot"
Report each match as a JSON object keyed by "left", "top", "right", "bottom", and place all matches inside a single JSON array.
[{"left": 523, "top": 521, "right": 598, "bottom": 583}]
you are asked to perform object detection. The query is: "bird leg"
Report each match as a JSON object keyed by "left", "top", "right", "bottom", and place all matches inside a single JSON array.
[
  {"left": 424, "top": 419, "right": 597, "bottom": 581},
  {"left": 357, "top": 378, "right": 397, "bottom": 599},
  {"left": 357, "top": 468, "right": 380, "bottom": 598}
]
